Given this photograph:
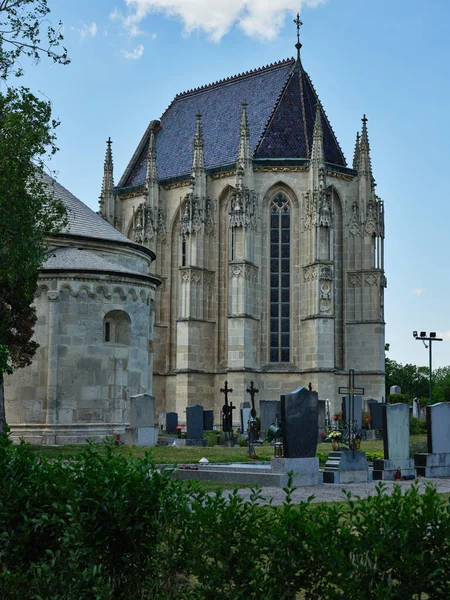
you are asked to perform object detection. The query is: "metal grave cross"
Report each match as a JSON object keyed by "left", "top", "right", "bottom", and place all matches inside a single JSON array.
[
  {"left": 220, "top": 380, "right": 234, "bottom": 432},
  {"left": 338, "top": 369, "right": 364, "bottom": 449},
  {"left": 246, "top": 380, "right": 259, "bottom": 418}
]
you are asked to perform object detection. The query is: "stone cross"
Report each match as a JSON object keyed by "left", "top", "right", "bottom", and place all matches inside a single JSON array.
[
  {"left": 220, "top": 380, "right": 235, "bottom": 432},
  {"left": 339, "top": 369, "right": 364, "bottom": 450}
]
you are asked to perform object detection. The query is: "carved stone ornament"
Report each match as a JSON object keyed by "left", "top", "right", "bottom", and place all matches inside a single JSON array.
[
  {"left": 349, "top": 201, "right": 361, "bottom": 237},
  {"left": 319, "top": 266, "right": 333, "bottom": 281},
  {"left": 319, "top": 281, "right": 332, "bottom": 313},
  {"left": 229, "top": 186, "right": 258, "bottom": 231},
  {"left": 365, "top": 273, "right": 378, "bottom": 287},
  {"left": 364, "top": 199, "right": 378, "bottom": 237},
  {"left": 318, "top": 186, "right": 333, "bottom": 227},
  {"left": 303, "top": 265, "right": 319, "bottom": 282},
  {"left": 133, "top": 203, "right": 156, "bottom": 244},
  {"left": 349, "top": 273, "right": 362, "bottom": 287},
  {"left": 156, "top": 207, "right": 167, "bottom": 242},
  {"left": 179, "top": 192, "right": 214, "bottom": 236},
  {"left": 229, "top": 263, "right": 258, "bottom": 282}
]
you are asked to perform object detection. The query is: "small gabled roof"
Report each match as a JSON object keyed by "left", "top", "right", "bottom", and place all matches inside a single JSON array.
[{"left": 119, "top": 57, "right": 347, "bottom": 189}]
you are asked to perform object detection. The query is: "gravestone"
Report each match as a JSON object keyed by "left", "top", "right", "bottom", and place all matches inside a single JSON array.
[
  {"left": 368, "top": 399, "right": 383, "bottom": 430},
  {"left": 186, "top": 405, "right": 204, "bottom": 440},
  {"left": 372, "top": 403, "right": 415, "bottom": 480},
  {"left": 415, "top": 402, "right": 450, "bottom": 477},
  {"left": 203, "top": 410, "right": 214, "bottom": 431},
  {"left": 412, "top": 397, "right": 421, "bottom": 419},
  {"left": 390, "top": 385, "right": 401, "bottom": 395},
  {"left": 240, "top": 407, "right": 251, "bottom": 433},
  {"left": 158, "top": 411, "right": 167, "bottom": 432},
  {"left": 125, "top": 394, "right": 157, "bottom": 446},
  {"left": 318, "top": 400, "right": 330, "bottom": 441},
  {"left": 281, "top": 386, "right": 318, "bottom": 458},
  {"left": 166, "top": 412, "right": 178, "bottom": 434},
  {"left": 260, "top": 400, "right": 281, "bottom": 434},
  {"left": 342, "top": 395, "right": 363, "bottom": 434}
]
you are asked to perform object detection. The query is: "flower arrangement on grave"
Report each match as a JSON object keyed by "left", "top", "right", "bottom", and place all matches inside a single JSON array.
[
  {"left": 362, "top": 411, "right": 372, "bottom": 430},
  {"left": 326, "top": 430, "right": 342, "bottom": 441},
  {"left": 333, "top": 411, "right": 343, "bottom": 424}
]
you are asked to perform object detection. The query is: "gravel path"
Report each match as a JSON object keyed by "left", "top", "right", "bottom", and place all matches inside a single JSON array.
[{"left": 225, "top": 477, "right": 450, "bottom": 506}]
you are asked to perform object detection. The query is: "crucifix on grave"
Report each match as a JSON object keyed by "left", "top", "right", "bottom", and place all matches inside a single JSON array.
[
  {"left": 220, "top": 380, "right": 235, "bottom": 432},
  {"left": 246, "top": 380, "right": 259, "bottom": 457},
  {"left": 338, "top": 369, "right": 364, "bottom": 452}
]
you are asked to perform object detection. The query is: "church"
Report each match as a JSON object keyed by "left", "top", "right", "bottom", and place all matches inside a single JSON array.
[{"left": 100, "top": 32, "right": 387, "bottom": 426}]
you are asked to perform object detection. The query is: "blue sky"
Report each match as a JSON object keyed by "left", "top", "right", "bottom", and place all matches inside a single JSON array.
[{"left": 14, "top": 0, "right": 450, "bottom": 369}]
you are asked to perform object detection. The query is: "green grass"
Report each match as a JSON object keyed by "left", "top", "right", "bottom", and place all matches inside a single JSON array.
[{"left": 27, "top": 434, "right": 428, "bottom": 464}]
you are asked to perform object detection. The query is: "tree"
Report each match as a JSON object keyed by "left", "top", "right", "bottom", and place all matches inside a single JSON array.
[
  {"left": 385, "top": 354, "right": 429, "bottom": 402},
  {"left": 0, "top": 0, "right": 69, "bottom": 80},
  {"left": 0, "top": 0, "right": 69, "bottom": 432}
]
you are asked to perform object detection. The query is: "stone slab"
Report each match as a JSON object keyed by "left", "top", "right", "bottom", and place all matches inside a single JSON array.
[
  {"left": 415, "top": 452, "right": 450, "bottom": 477},
  {"left": 203, "top": 410, "right": 214, "bottom": 431},
  {"left": 166, "top": 412, "right": 178, "bottom": 434},
  {"left": 368, "top": 400, "right": 383, "bottom": 430},
  {"left": 323, "top": 450, "right": 369, "bottom": 484},
  {"left": 125, "top": 426, "right": 158, "bottom": 447},
  {"left": 372, "top": 458, "right": 415, "bottom": 481}
]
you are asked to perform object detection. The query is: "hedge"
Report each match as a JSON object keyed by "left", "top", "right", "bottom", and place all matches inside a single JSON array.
[{"left": 1, "top": 433, "right": 450, "bottom": 599}]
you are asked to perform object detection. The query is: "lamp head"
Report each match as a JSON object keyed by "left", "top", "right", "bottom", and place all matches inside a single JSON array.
[
  {"left": 413, "top": 331, "right": 418, "bottom": 338},
  {"left": 420, "top": 332, "right": 427, "bottom": 338}
]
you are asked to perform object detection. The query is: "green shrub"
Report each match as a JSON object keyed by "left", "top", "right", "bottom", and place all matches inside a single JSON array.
[
  {"left": 203, "top": 430, "right": 219, "bottom": 447},
  {"left": 2, "top": 433, "right": 450, "bottom": 599},
  {"left": 387, "top": 393, "right": 410, "bottom": 404},
  {"left": 410, "top": 416, "right": 427, "bottom": 435}
]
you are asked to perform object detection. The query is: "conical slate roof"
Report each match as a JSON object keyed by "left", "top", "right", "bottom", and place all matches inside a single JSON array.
[
  {"left": 119, "top": 57, "right": 346, "bottom": 188},
  {"left": 42, "top": 173, "right": 129, "bottom": 243}
]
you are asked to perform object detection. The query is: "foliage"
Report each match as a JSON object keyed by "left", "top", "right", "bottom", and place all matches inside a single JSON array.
[
  {"left": 203, "top": 430, "right": 219, "bottom": 447},
  {"left": 3, "top": 435, "right": 450, "bottom": 598},
  {"left": 362, "top": 410, "right": 372, "bottom": 429},
  {"left": 332, "top": 411, "right": 343, "bottom": 424},
  {"left": 410, "top": 417, "right": 427, "bottom": 435},
  {"left": 0, "top": 0, "right": 69, "bottom": 431},
  {"left": 387, "top": 393, "right": 410, "bottom": 405},
  {"left": 0, "top": 0, "right": 70, "bottom": 80},
  {"left": 385, "top": 355, "right": 429, "bottom": 401}
]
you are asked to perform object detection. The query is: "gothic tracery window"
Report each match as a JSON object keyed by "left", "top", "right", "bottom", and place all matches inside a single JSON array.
[{"left": 270, "top": 193, "right": 291, "bottom": 363}]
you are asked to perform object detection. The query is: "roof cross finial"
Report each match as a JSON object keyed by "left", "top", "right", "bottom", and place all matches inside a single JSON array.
[{"left": 294, "top": 11, "right": 303, "bottom": 60}]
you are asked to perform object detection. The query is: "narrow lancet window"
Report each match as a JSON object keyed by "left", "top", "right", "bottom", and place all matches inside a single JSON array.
[{"left": 269, "top": 193, "right": 291, "bottom": 363}]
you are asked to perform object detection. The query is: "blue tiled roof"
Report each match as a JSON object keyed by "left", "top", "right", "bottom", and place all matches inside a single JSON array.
[{"left": 120, "top": 58, "right": 346, "bottom": 187}]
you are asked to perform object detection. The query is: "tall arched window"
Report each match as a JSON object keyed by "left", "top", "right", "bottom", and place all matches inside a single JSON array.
[{"left": 270, "top": 193, "right": 291, "bottom": 363}]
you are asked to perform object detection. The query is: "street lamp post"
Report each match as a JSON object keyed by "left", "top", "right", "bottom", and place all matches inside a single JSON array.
[{"left": 413, "top": 331, "right": 443, "bottom": 405}]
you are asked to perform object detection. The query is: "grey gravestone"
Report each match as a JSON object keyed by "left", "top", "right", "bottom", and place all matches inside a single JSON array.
[
  {"left": 186, "top": 404, "right": 204, "bottom": 440},
  {"left": 412, "top": 397, "right": 421, "bottom": 419},
  {"left": 260, "top": 400, "right": 281, "bottom": 434},
  {"left": 126, "top": 394, "right": 157, "bottom": 446},
  {"left": 342, "top": 395, "right": 363, "bottom": 433},
  {"left": 281, "top": 386, "right": 318, "bottom": 458},
  {"left": 240, "top": 407, "right": 251, "bottom": 433},
  {"left": 368, "top": 400, "right": 383, "bottom": 430},
  {"left": 203, "top": 410, "right": 214, "bottom": 431},
  {"left": 166, "top": 412, "right": 178, "bottom": 434},
  {"left": 158, "top": 411, "right": 167, "bottom": 432},
  {"left": 318, "top": 400, "right": 329, "bottom": 441},
  {"left": 381, "top": 403, "right": 410, "bottom": 460},
  {"left": 427, "top": 402, "right": 450, "bottom": 454},
  {"left": 390, "top": 385, "right": 401, "bottom": 395}
]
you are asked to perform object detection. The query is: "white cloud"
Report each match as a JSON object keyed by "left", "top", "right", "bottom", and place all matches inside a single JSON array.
[
  {"left": 122, "top": 43, "right": 145, "bottom": 59},
  {"left": 119, "top": 0, "right": 327, "bottom": 42},
  {"left": 439, "top": 331, "right": 450, "bottom": 341},
  {"left": 412, "top": 288, "right": 426, "bottom": 296},
  {"left": 74, "top": 21, "right": 98, "bottom": 40}
]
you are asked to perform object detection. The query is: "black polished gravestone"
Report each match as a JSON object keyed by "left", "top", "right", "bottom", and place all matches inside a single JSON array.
[
  {"left": 166, "top": 412, "right": 178, "bottom": 434},
  {"left": 281, "top": 386, "right": 319, "bottom": 458},
  {"left": 203, "top": 410, "right": 214, "bottom": 431},
  {"left": 186, "top": 405, "right": 204, "bottom": 440},
  {"left": 368, "top": 399, "right": 383, "bottom": 430}
]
